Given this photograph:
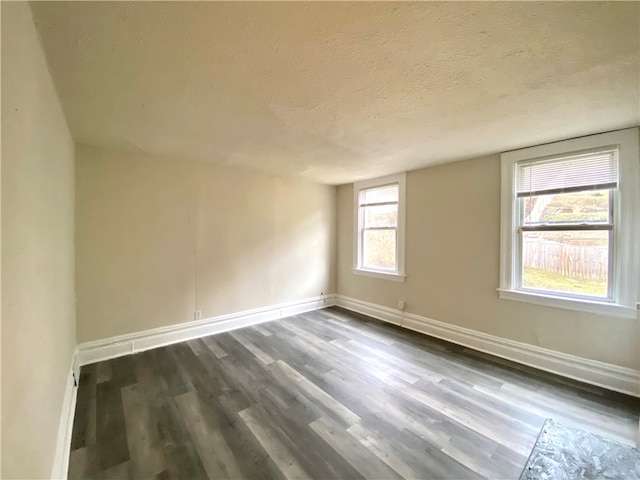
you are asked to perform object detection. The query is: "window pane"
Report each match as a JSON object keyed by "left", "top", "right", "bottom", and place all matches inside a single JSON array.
[
  {"left": 362, "top": 185, "right": 398, "bottom": 205},
  {"left": 363, "top": 204, "right": 397, "bottom": 228},
  {"left": 363, "top": 229, "right": 396, "bottom": 270},
  {"left": 522, "top": 189, "right": 610, "bottom": 226},
  {"left": 521, "top": 230, "right": 609, "bottom": 297}
]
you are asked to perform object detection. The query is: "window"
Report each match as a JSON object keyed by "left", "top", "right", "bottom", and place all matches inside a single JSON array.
[
  {"left": 499, "top": 128, "right": 639, "bottom": 318},
  {"left": 353, "top": 173, "right": 406, "bottom": 281}
]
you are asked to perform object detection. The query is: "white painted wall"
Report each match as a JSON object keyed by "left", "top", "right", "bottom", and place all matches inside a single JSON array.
[
  {"left": 75, "top": 145, "right": 336, "bottom": 342},
  {"left": 1, "top": 3, "right": 77, "bottom": 478}
]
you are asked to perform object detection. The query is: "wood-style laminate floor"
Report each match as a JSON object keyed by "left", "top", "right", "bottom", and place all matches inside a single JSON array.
[{"left": 69, "top": 307, "right": 639, "bottom": 479}]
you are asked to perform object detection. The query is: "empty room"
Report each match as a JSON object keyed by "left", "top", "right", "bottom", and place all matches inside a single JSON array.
[{"left": 2, "top": 1, "right": 640, "bottom": 479}]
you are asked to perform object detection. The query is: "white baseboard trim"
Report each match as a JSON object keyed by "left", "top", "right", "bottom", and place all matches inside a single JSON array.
[
  {"left": 51, "top": 350, "right": 80, "bottom": 479},
  {"left": 336, "top": 295, "right": 640, "bottom": 397},
  {"left": 77, "top": 294, "right": 337, "bottom": 366}
]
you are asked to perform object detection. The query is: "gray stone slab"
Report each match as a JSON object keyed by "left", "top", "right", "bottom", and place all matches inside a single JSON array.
[{"left": 520, "top": 418, "right": 640, "bottom": 480}]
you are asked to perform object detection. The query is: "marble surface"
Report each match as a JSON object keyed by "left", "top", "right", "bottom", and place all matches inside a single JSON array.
[{"left": 520, "top": 419, "right": 640, "bottom": 480}]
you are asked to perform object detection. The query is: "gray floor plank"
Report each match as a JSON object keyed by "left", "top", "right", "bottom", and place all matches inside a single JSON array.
[
  {"left": 238, "top": 405, "right": 311, "bottom": 479},
  {"left": 70, "top": 307, "right": 640, "bottom": 479},
  {"left": 175, "top": 391, "right": 244, "bottom": 480},
  {"left": 121, "top": 384, "right": 166, "bottom": 478},
  {"left": 95, "top": 380, "right": 129, "bottom": 470},
  {"left": 310, "top": 415, "right": 404, "bottom": 480}
]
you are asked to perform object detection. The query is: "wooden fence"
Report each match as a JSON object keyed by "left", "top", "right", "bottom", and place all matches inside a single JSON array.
[{"left": 523, "top": 239, "right": 608, "bottom": 280}]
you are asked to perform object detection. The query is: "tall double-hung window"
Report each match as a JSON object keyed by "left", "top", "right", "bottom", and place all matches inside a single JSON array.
[
  {"left": 499, "top": 128, "right": 639, "bottom": 318},
  {"left": 353, "top": 173, "right": 406, "bottom": 281}
]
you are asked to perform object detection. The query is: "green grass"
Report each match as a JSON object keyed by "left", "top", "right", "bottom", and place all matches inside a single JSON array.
[{"left": 522, "top": 267, "right": 607, "bottom": 297}]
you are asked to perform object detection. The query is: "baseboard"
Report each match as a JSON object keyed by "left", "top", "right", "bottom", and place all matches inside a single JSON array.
[
  {"left": 337, "top": 295, "right": 405, "bottom": 326},
  {"left": 77, "top": 294, "right": 337, "bottom": 366},
  {"left": 336, "top": 295, "right": 640, "bottom": 397},
  {"left": 51, "top": 350, "right": 79, "bottom": 479}
]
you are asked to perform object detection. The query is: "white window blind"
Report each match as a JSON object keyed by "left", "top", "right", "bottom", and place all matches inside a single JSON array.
[{"left": 516, "top": 149, "right": 619, "bottom": 197}]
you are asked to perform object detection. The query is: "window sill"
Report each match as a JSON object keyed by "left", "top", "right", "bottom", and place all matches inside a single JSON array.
[
  {"left": 497, "top": 288, "right": 636, "bottom": 319},
  {"left": 353, "top": 268, "right": 406, "bottom": 282}
]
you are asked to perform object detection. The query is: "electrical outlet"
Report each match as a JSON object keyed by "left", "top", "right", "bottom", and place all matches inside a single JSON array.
[
  {"left": 320, "top": 292, "right": 326, "bottom": 303},
  {"left": 398, "top": 300, "right": 405, "bottom": 311},
  {"left": 194, "top": 310, "right": 202, "bottom": 320}
]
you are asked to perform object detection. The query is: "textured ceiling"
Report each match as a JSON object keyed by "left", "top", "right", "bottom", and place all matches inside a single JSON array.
[{"left": 30, "top": 2, "right": 639, "bottom": 185}]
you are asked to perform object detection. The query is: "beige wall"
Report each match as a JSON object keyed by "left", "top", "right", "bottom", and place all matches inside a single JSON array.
[
  {"left": 337, "top": 155, "right": 638, "bottom": 369},
  {"left": 75, "top": 145, "right": 336, "bottom": 342},
  {"left": 1, "top": 3, "right": 77, "bottom": 478}
]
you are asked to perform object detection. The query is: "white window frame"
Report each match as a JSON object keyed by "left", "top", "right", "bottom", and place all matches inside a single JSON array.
[
  {"left": 499, "top": 128, "right": 639, "bottom": 319},
  {"left": 353, "top": 173, "right": 406, "bottom": 282}
]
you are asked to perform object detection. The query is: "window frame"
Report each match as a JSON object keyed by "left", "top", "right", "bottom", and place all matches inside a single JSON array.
[
  {"left": 499, "top": 128, "right": 639, "bottom": 318},
  {"left": 516, "top": 150, "right": 617, "bottom": 302},
  {"left": 353, "top": 173, "right": 406, "bottom": 282}
]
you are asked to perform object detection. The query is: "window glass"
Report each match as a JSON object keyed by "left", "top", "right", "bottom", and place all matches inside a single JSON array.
[
  {"left": 363, "top": 229, "right": 396, "bottom": 270},
  {"left": 521, "top": 230, "right": 609, "bottom": 297},
  {"left": 521, "top": 190, "right": 610, "bottom": 226},
  {"left": 363, "top": 204, "right": 397, "bottom": 228},
  {"left": 362, "top": 185, "right": 398, "bottom": 205}
]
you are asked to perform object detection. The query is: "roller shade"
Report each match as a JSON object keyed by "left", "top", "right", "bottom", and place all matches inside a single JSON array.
[{"left": 516, "top": 148, "right": 618, "bottom": 197}]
